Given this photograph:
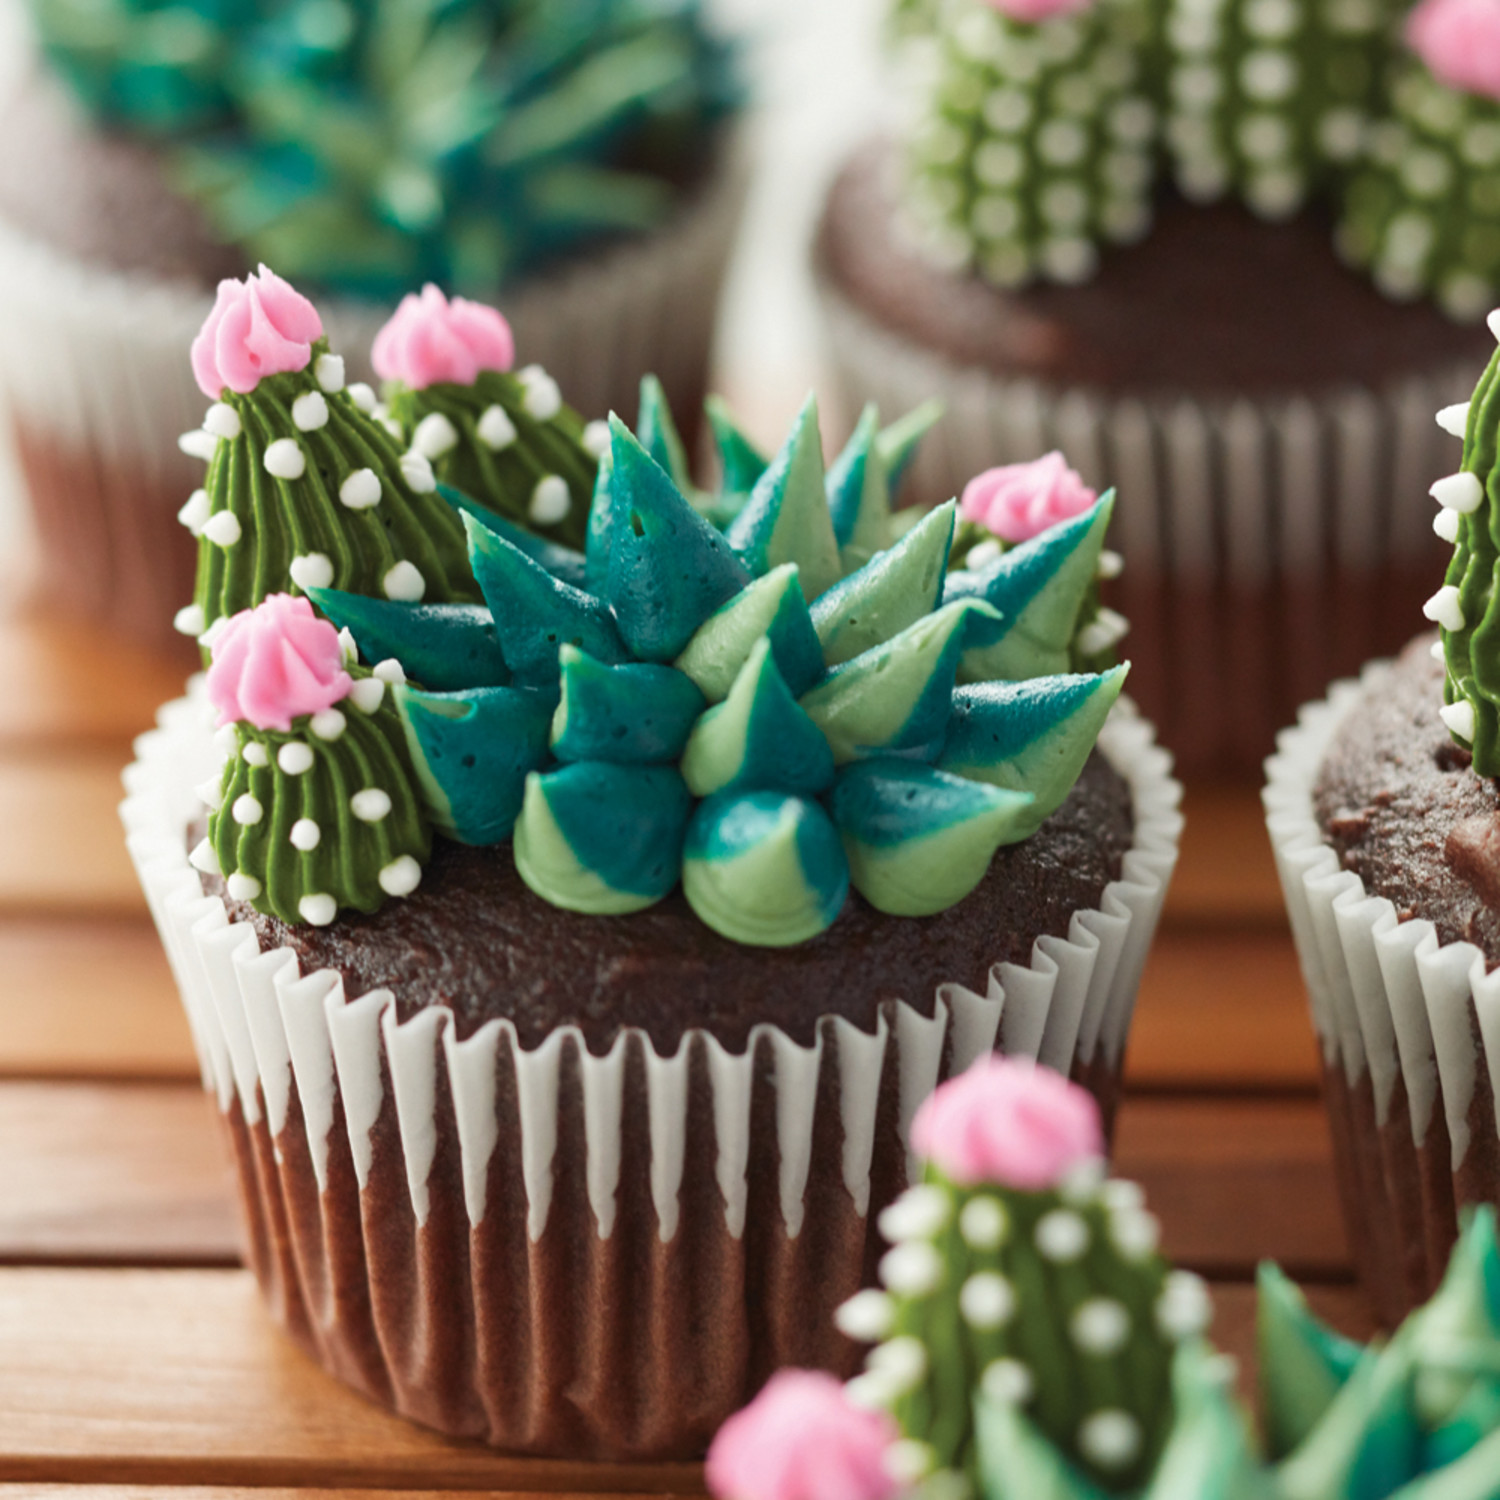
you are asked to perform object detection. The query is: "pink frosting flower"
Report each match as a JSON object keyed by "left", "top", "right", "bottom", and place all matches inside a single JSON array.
[
  {"left": 707, "top": 1371, "right": 898, "bottom": 1500},
  {"left": 984, "top": 0, "right": 1096, "bottom": 23},
  {"left": 191, "top": 266, "right": 322, "bottom": 399},
  {"left": 960, "top": 451, "right": 1097, "bottom": 545},
  {"left": 1407, "top": 0, "right": 1500, "bottom": 101},
  {"left": 371, "top": 284, "right": 516, "bottom": 389},
  {"left": 910, "top": 1056, "right": 1103, "bottom": 1189},
  {"left": 206, "top": 594, "right": 353, "bottom": 733}
]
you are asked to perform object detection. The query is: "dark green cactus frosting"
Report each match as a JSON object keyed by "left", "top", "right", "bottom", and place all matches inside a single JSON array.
[{"left": 26, "top": 0, "right": 739, "bottom": 296}]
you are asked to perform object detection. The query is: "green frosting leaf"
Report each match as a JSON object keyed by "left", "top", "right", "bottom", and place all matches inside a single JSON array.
[
  {"left": 826, "top": 404, "right": 892, "bottom": 575},
  {"left": 706, "top": 394, "right": 769, "bottom": 520},
  {"left": 309, "top": 588, "right": 508, "bottom": 691},
  {"left": 637, "top": 374, "right": 693, "bottom": 494},
  {"left": 551, "top": 646, "right": 705, "bottom": 764}
]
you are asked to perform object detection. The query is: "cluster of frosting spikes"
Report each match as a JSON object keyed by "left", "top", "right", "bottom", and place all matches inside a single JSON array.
[{"left": 706, "top": 1055, "right": 1500, "bottom": 1500}]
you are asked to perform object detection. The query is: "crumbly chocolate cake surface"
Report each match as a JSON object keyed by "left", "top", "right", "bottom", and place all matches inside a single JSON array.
[
  {"left": 1315, "top": 633, "right": 1500, "bottom": 962},
  {"left": 817, "top": 144, "right": 1492, "bottom": 396},
  {"left": 219, "top": 750, "right": 1134, "bottom": 1053}
]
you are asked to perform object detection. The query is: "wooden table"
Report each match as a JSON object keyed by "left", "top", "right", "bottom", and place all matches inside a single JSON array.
[{"left": 0, "top": 597, "right": 1373, "bottom": 1500}]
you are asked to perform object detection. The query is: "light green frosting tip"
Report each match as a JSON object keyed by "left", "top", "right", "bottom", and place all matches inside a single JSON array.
[{"left": 825, "top": 403, "right": 892, "bottom": 575}]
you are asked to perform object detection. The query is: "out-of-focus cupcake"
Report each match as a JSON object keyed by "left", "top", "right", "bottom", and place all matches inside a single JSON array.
[
  {"left": 0, "top": 0, "right": 743, "bottom": 655},
  {"left": 123, "top": 270, "right": 1180, "bottom": 1456},
  {"left": 814, "top": 0, "right": 1500, "bottom": 775}
]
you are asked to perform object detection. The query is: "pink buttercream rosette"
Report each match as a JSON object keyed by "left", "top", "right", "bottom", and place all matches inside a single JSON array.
[
  {"left": 191, "top": 266, "right": 323, "bottom": 400},
  {"left": 372, "top": 284, "right": 516, "bottom": 390},
  {"left": 1407, "top": 0, "right": 1500, "bottom": 101},
  {"left": 983, "top": 0, "right": 1095, "bottom": 23},
  {"left": 960, "top": 452, "right": 1098, "bottom": 546},
  {"left": 706, "top": 1370, "right": 898, "bottom": 1500},
  {"left": 206, "top": 594, "right": 353, "bottom": 733}
]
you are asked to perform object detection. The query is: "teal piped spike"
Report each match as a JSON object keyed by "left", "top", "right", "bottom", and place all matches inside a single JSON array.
[
  {"left": 551, "top": 646, "right": 704, "bottom": 764},
  {"left": 825, "top": 403, "right": 891, "bottom": 573},
  {"left": 811, "top": 500, "right": 955, "bottom": 666},
  {"left": 605, "top": 414, "right": 751, "bottom": 661},
  {"left": 394, "top": 684, "right": 553, "bottom": 844},
  {"left": 440, "top": 484, "right": 588, "bottom": 590},
  {"left": 947, "top": 493, "right": 1115, "bottom": 682},
  {"left": 725, "top": 392, "right": 842, "bottom": 602},
  {"left": 584, "top": 447, "right": 617, "bottom": 595},
  {"left": 973, "top": 1390, "right": 1113, "bottom": 1500},
  {"left": 830, "top": 760, "right": 1033, "bottom": 915},
  {"left": 681, "top": 791, "right": 848, "bottom": 946},
  {"left": 513, "top": 761, "right": 691, "bottom": 914},
  {"left": 800, "top": 599, "right": 1000, "bottom": 764},
  {"left": 637, "top": 374, "right": 692, "bottom": 491},
  {"left": 1258, "top": 1261, "right": 1366, "bottom": 1461},
  {"left": 938, "top": 666, "right": 1128, "bottom": 836},
  {"left": 876, "top": 397, "right": 943, "bottom": 495},
  {"left": 673, "top": 563, "right": 826, "bottom": 702},
  {"left": 680, "top": 637, "right": 835, "bottom": 798},
  {"left": 707, "top": 393, "right": 769, "bottom": 513},
  {"left": 1399, "top": 1427, "right": 1500, "bottom": 1500},
  {"left": 1145, "top": 1344, "right": 1272, "bottom": 1500},
  {"left": 308, "top": 588, "right": 509, "bottom": 691},
  {"left": 1411, "top": 1208, "right": 1500, "bottom": 1431},
  {"left": 464, "top": 511, "right": 627, "bottom": 686}
]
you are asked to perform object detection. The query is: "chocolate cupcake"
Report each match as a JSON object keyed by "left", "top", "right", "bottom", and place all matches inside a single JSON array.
[
  {"left": 123, "top": 269, "right": 1180, "bottom": 1456},
  {"left": 0, "top": 0, "right": 743, "bottom": 654},
  {"left": 812, "top": 0, "right": 1500, "bottom": 774}
]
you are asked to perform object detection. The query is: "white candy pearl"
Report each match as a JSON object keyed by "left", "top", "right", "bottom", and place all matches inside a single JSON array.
[
  {"left": 965, "top": 539, "right": 1003, "bottom": 571},
  {"left": 226, "top": 871, "right": 262, "bottom": 901},
  {"left": 1071, "top": 1297, "right": 1131, "bottom": 1355},
  {"left": 378, "top": 855, "right": 422, "bottom": 897},
  {"left": 1423, "top": 585, "right": 1466, "bottom": 632},
  {"left": 1436, "top": 401, "right": 1469, "bottom": 437},
  {"left": 289, "top": 553, "right": 334, "bottom": 592},
  {"left": 340, "top": 468, "right": 382, "bottom": 510},
  {"left": 204, "top": 402, "right": 241, "bottom": 440},
  {"left": 231, "top": 793, "right": 264, "bottom": 825},
  {"left": 338, "top": 628, "right": 358, "bottom": 666},
  {"left": 1078, "top": 1410, "right": 1142, "bottom": 1470},
  {"left": 1430, "top": 471, "right": 1483, "bottom": 512},
  {"left": 299, "top": 892, "right": 337, "bottom": 925},
  {"left": 178, "top": 488, "right": 211, "bottom": 535},
  {"left": 959, "top": 1272, "right": 1016, "bottom": 1329},
  {"left": 289, "top": 819, "right": 322, "bottom": 852},
  {"left": 412, "top": 412, "right": 459, "bottom": 459},
  {"left": 277, "top": 742, "right": 315, "bottom": 775},
  {"left": 866, "top": 1336, "right": 928, "bottom": 1393},
  {"left": 878, "top": 1184, "right": 951, "bottom": 1242},
  {"left": 980, "top": 1358, "right": 1034, "bottom": 1406},
  {"left": 1441, "top": 699, "right": 1477, "bottom": 742},
  {"left": 310, "top": 708, "right": 347, "bottom": 741},
  {"left": 477, "top": 404, "right": 517, "bottom": 450},
  {"left": 879, "top": 1241, "right": 943, "bottom": 1295},
  {"left": 1156, "top": 1270, "right": 1213, "bottom": 1339},
  {"left": 529, "top": 474, "right": 572, "bottom": 526},
  {"left": 959, "top": 1195, "right": 1008, "bottom": 1248},
  {"left": 519, "top": 365, "right": 562, "bottom": 420},
  {"left": 400, "top": 453, "right": 436, "bottom": 493},
  {"left": 834, "top": 1289, "right": 895, "bottom": 1342},
  {"left": 383, "top": 561, "right": 425, "bottom": 601},
  {"left": 350, "top": 678, "right": 386, "bottom": 714},
  {"left": 242, "top": 741, "right": 269, "bottom": 767},
  {"left": 174, "top": 604, "right": 206, "bottom": 638},
  {"left": 1035, "top": 1209, "right": 1090, "bottom": 1262},
  {"left": 188, "top": 839, "right": 221, "bottom": 875},
  {"left": 203, "top": 511, "right": 242, "bottom": 547},
  {"left": 582, "top": 419, "right": 612, "bottom": 458},
  {"left": 1435, "top": 508, "right": 1461, "bottom": 543},
  {"left": 373, "top": 658, "right": 407, "bottom": 685},
  {"left": 263, "top": 439, "right": 306, "bottom": 480},
  {"left": 315, "top": 353, "right": 345, "bottom": 393},
  {"left": 351, "top": 788, "right": 392, "bottom": 822},
  {"left": 292, "top": 391, "right": 329, "bottom": 431},
  {"left": 346, "top": 381, "right": 377, "bottom": 413},
  {"left": 179, "top": 429, "right": 219, "bottom": 462}
]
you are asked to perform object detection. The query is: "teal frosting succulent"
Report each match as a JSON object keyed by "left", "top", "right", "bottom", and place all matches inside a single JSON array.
[
  {"left": 310, "top": 383, "right": 1127, "bottom": 945},
  {"left": 27, "top": 0, "right": 739, "bottom": 295}
]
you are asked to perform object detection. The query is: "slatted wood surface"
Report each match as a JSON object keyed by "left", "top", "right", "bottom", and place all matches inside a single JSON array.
[{"left": 0, "top": 592, "right": 1369, "bottom": 1496}]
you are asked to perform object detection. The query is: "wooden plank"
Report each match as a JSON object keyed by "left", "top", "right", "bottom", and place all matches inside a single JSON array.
[
  {"left": 0, "top": 921, "right": 196, "bottom": 1079},
  {"left": 1165, "top": 783, "right": 1284, "bottom": 928},
  {"left": 1126, "top": 930, "right": 1319, "bottom": 1090}
]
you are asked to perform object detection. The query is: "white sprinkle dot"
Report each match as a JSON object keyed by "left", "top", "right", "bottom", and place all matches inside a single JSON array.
[
  {"left": 203, "top": 510, "right": 242, "bottom": 547},
  {"left": 204, "top": 402, "right": 241, "bottom": 440},
  {"left": 289, "top": 818, "right": 322, "bottom": 852},
  {"left": 383, "top": 561, "right": 426, "bottom": 602},
  {"left": 1441, "top": 698, "right": 1477, "bottom": 742},
  {"left": 582, "top": 419, "right": 611, "bottom": 458},
  {"left": 178, "top": 488, "right": 211, "bottom": 535},
  {"left": 866, "top": 1335, "right": 927, "bottom": 1393},
  {"left": 965, "top": 539, "right": 1003, "bottom": 571},
  {"left": 226, "top": 871, "right": 262, "bottom": 901},
  {"left": 292, "top": 391, "right": 329, "bottom": 432},
  {"left": 400, "top": 453, "right": 436, "bottom": 494},
  {"left": 879, "top": 1240, "right": 944, "bottom": 1296},
  {"left": 340, "top": 468, "right": 382, "bottom": 510},
  {"left": 1102, "top": 1180, "right": 1145, "bottom": 1213},
  {"left": 412, "top": 412, "right": 459, "bottom": 459},
  {"left": 1060, "top": 1157, "right": 1107, "bottom": 1204},
  {"left": 175, "top": 603, "right": 207, "bottom": 637},
  {"left": 338, "top": 628, "right": 358, "bottom": 666},
  {"left": 529, "top": 474, "right": 572, "bottom": 526},
  {"left": 231, "top": 793, "right": 264, "bottom": 826},
  {"left": 278, "top": 742, "right": 315, "bottom": 775},
  {"left": 179, "top": 429, "right": 219, "bottom": 462},
  {"left": 883, "top": 1441, "right": 936, "bottom": 1485},
  {"left": 315, "top": 354, "right": 345, "bottom": 394},
  {"left": 212, "top": 724, "right": 239, "bottom": 756},
  {"left": 350, "top": 678, "right": 386, "bottom": 714},
  {"left": 347, "top": 381, "right": 378, "bottom": 413},
  {"left": 1156, "top": 1270, "right": 1213, "bottom": 1339},
  {"left": 1035, "top": 1209, "right": 1090, "bottom": 1262},
  {"left": 519, "top": 365, "right": 562, "bottom": 420},
  {"left": 1437, "top": 402, "right": 1470, "bottom": 437},
  {"left": 980, "top": 1358, "right": 1034, "bottom": 1406},
  {"left": 1078, "top": 1410, "right": 1142, "bottom": 1470},
  {"left": 299, "top": 892, "right": 337, "bottom": 925},
  {"left": 310, "top": 708, "right": 347, "bottom": 741},
  {"left": 200, "top": 616, "right": 230, "bottom": 651},
  {"left": 188, "top": 839, "right": 221, "bottom": 875},
  {"left": 959, "top": 1195, "right": 1008, "bottom": 1248},
  {"left": 1424, "top": 585, "right": 1466, "bottom": 631},
  {"left": 1435, "top": 508, "right": 1462, "bottom": 543},
  {"left": 1430, "top": 471, "right": 1484, "bottom": 512},
  {"left": 194, "top": 776, "right": 224, "bottom": 812},
  {"left": 835, "top": 1289, "right": 895, "bottom": 1342},
  {"left": 382, "top": 417, "right": 404, "bottom": 441},
  {"left": 264, "top": 438, "right": 306, "bottom": 480},
  {"left": 1072, "top": 1297, "right": 1131, "bottom": 1355},
  {"left": 373, "top": 658, "right": 407, "bottom": 685},
  {"left": 242, "top": 741, "right": 268, "bottom": 767},
  {"left": 1097, "top": 548, "right": 1125, "bottom": 580},
  {"left": 289, "top": 553, "right": 334, "bottom": 592},
  {"left": 378, "top": 855, "right": 422, "bottom": 897},
  {"left": 959, "top": 1272, "right": 1016, "bottom": 1329},
  {"left": 1432, "top": 640, "right": 1447, "bottom": 662},
  {"left": 351, "top": 788, "right": 392, "bottom": 822},
  {"left": 1110, "top": 1207, "right": 1162, "bottom": 1259},
  {"left": 477, "top": 404, "right": 518, "bottom": 450},
  {"left": 878, "top": 1184, "right": 951, "bottom": 1242}
]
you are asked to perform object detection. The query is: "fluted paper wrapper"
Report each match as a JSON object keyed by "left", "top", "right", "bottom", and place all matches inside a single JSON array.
[
  {"left": 818, "top": 276, "right": 1480, "bottom": 776},
  {"left": 0, "top": 147, "right": 746, "bottom": 657},
  {"left": 120, "top": 684, "right": 1180, "bottom": 1458},
  {"left": 1265, "top": 665, "right": 1500, "bottom": 1325}
]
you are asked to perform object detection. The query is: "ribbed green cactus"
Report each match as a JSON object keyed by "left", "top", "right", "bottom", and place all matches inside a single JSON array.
[{"left": 903, "top": 0, "right": 1160, "bottom": 288}]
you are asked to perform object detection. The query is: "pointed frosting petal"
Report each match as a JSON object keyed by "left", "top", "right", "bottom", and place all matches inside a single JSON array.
[
  {"left": 876, "top": 398, "right": 943, "bottom": 496},
  {"left": 974, "top": 1387, "right": 1114, "bottom": 1500},
  {"left": 726, "top": 392, "right": 842, "bottom": 602},
  {"left": 825, "top": 403, "right": 890, "bottom": 572},
  {"left": 673, "top": 562, "right": 826, "bottom": 702},
  {"left": 442, "top": 485, "right": 588, "bottom": 590},
  {"left": 706, "top": 393, "right": 769, "bottom": 513},
  {"left": 551, "top": 646, "right": 704, "bottom": 764},
  {"left": 637, "top": 374, "right": 692, "bottom": 491},
  {"left": 830, "top": 761, "right": 1033, "bottom": 915},
  {"left": 513, "top": 761, "right": 691, "bottom": 914},
  {"left": 680, "top": 637, "right": 835, "bottom": 798},
  {"left": 1142, "top": 1343, "right": 1266, "bottom": 1500},
  {"left": 584, "top": 447, "right": 617, "bottom": 595},
  {"left": 681, "top": 791, "right": 848, "bottom": 946}
]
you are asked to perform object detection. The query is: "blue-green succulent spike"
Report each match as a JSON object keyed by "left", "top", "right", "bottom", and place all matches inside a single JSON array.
[
  {"left": 975, "top": 1388, "right": 1115, "bottom": 1500},
  {"left": 637, "top": 375, "right": 693, "bottom": 494},
  {"left": 681, "top": 791, "right": 848, "bottom": 946},
  {"left": 551, "top": 646, "right": 705, "bottom": 765},
  {"left": 440, "top": 486, "right": 588, "bottom": 591},
  {"left": 706, "top": 394, "right": 769, "bottom": 517},
  {"left": 826, "top": 405, "right": 890, "bottom": 573},
  {"left": 680, "top": 637, "right": 834, "bottom": 799},
  {"left": 513, "top": 761, "right": 692, "bottom": 915},
  {"left": 948, "top": 494, "right": 1115, "bottom": 682},
  {"left": 940, "top": 667, "right": 1129, "bottom": 837},
  {"left": 673, "top": 563, "right": 826, "bottom": 702},
  {"left": 309, "top": 589, "right": 509, "bottom": 692},
  {"left": 726, "top": 394, "right": 842, "bottom": 603},
  {"left": 812, "top": 501, "right": 955, "bottom": 667},
  {"left": 395, "top": 684, "right": 552, "bottom": 845},
  {"left": 830, "top": 761, "right": 1034, "bottom": 916},
  {"left": 800, "top": 599, "right": 1000, "bottom": 764},
  {"left": 876, "top": 398, "right": 944, "bottom": 495},
  {"left": 585, "top": 447, "right": 619, "bottom": 596},
  {"left": 465, "top": 511, "right": 626, "bottom": 686},
  {"left": 605, "top": 415, "right": 751, "bottom": 660}
]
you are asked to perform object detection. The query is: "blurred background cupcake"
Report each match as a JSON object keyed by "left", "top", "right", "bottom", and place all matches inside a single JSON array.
[
  {"left": 0, "top": 0, "right": 743, "bottom": 654},
  {"left": 813, "top": 0, "right": 1500, "bottom": 776}
]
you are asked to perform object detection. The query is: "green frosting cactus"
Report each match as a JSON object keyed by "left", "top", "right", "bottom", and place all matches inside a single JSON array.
[{"left": 900, "top": 0, "right": 1160, "bottom": 289}]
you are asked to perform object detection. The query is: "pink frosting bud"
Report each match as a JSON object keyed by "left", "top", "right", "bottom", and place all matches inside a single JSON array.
[
  {"left": 707, "top": 1371, "right": 898, "bottom": 1500},
  {"left": 191, "top": 265, "right": 322, "bottom": 399},
  {"left": 371, "top": 283, "right": 516, "bottom": 389},
  {"left": 910, "top": 1056, "right": 1103, "bottom": 1189},
  {"left": 959, "top": 451, "right": 1098, "bottom": 545},
  {"left": 1406, "top": 0, "right": 1500, "bottom": 101},
  {"left": 206, "top": 594, "right": 353, "bottom": 733},
  {"left": 984, "top": 0, "right": 1095, "bottom": 23}
]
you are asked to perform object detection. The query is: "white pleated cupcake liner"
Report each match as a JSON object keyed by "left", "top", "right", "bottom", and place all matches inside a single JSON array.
[
  {"left": 0, "top": 142, "right": 747, "bottom": 653},
  {"left": 119, "top": 681, "right": 1180, "bottom": 1454},
  {"left": 1264, "top": 664, "right": 1500, "bottom": 1322},
  {"left": 816, "top": 273, "right": 1482, "bottom": 773}
]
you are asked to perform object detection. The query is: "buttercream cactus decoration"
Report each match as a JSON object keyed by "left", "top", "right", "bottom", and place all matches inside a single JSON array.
[
  {"left": 310, "top": 396, "right": 1127, "bottom": 943},
  {"left": 372, "top": 286, "right": 600, "bottom": 551},
  {"left": 1157, "top": 0, "right": 1397, "bottom": 219},
  {"left": 190, "top": 594, "right": 431, "bottom": 923},
  {"left": 176, "top": 266, "right": 481, "bottom": 646},
  {"left": 1338, "top": 0, "right": 1500, "bottom": 317},
  {"left": 901, "top": 0, "right": 1160, "bottom": 288}
]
